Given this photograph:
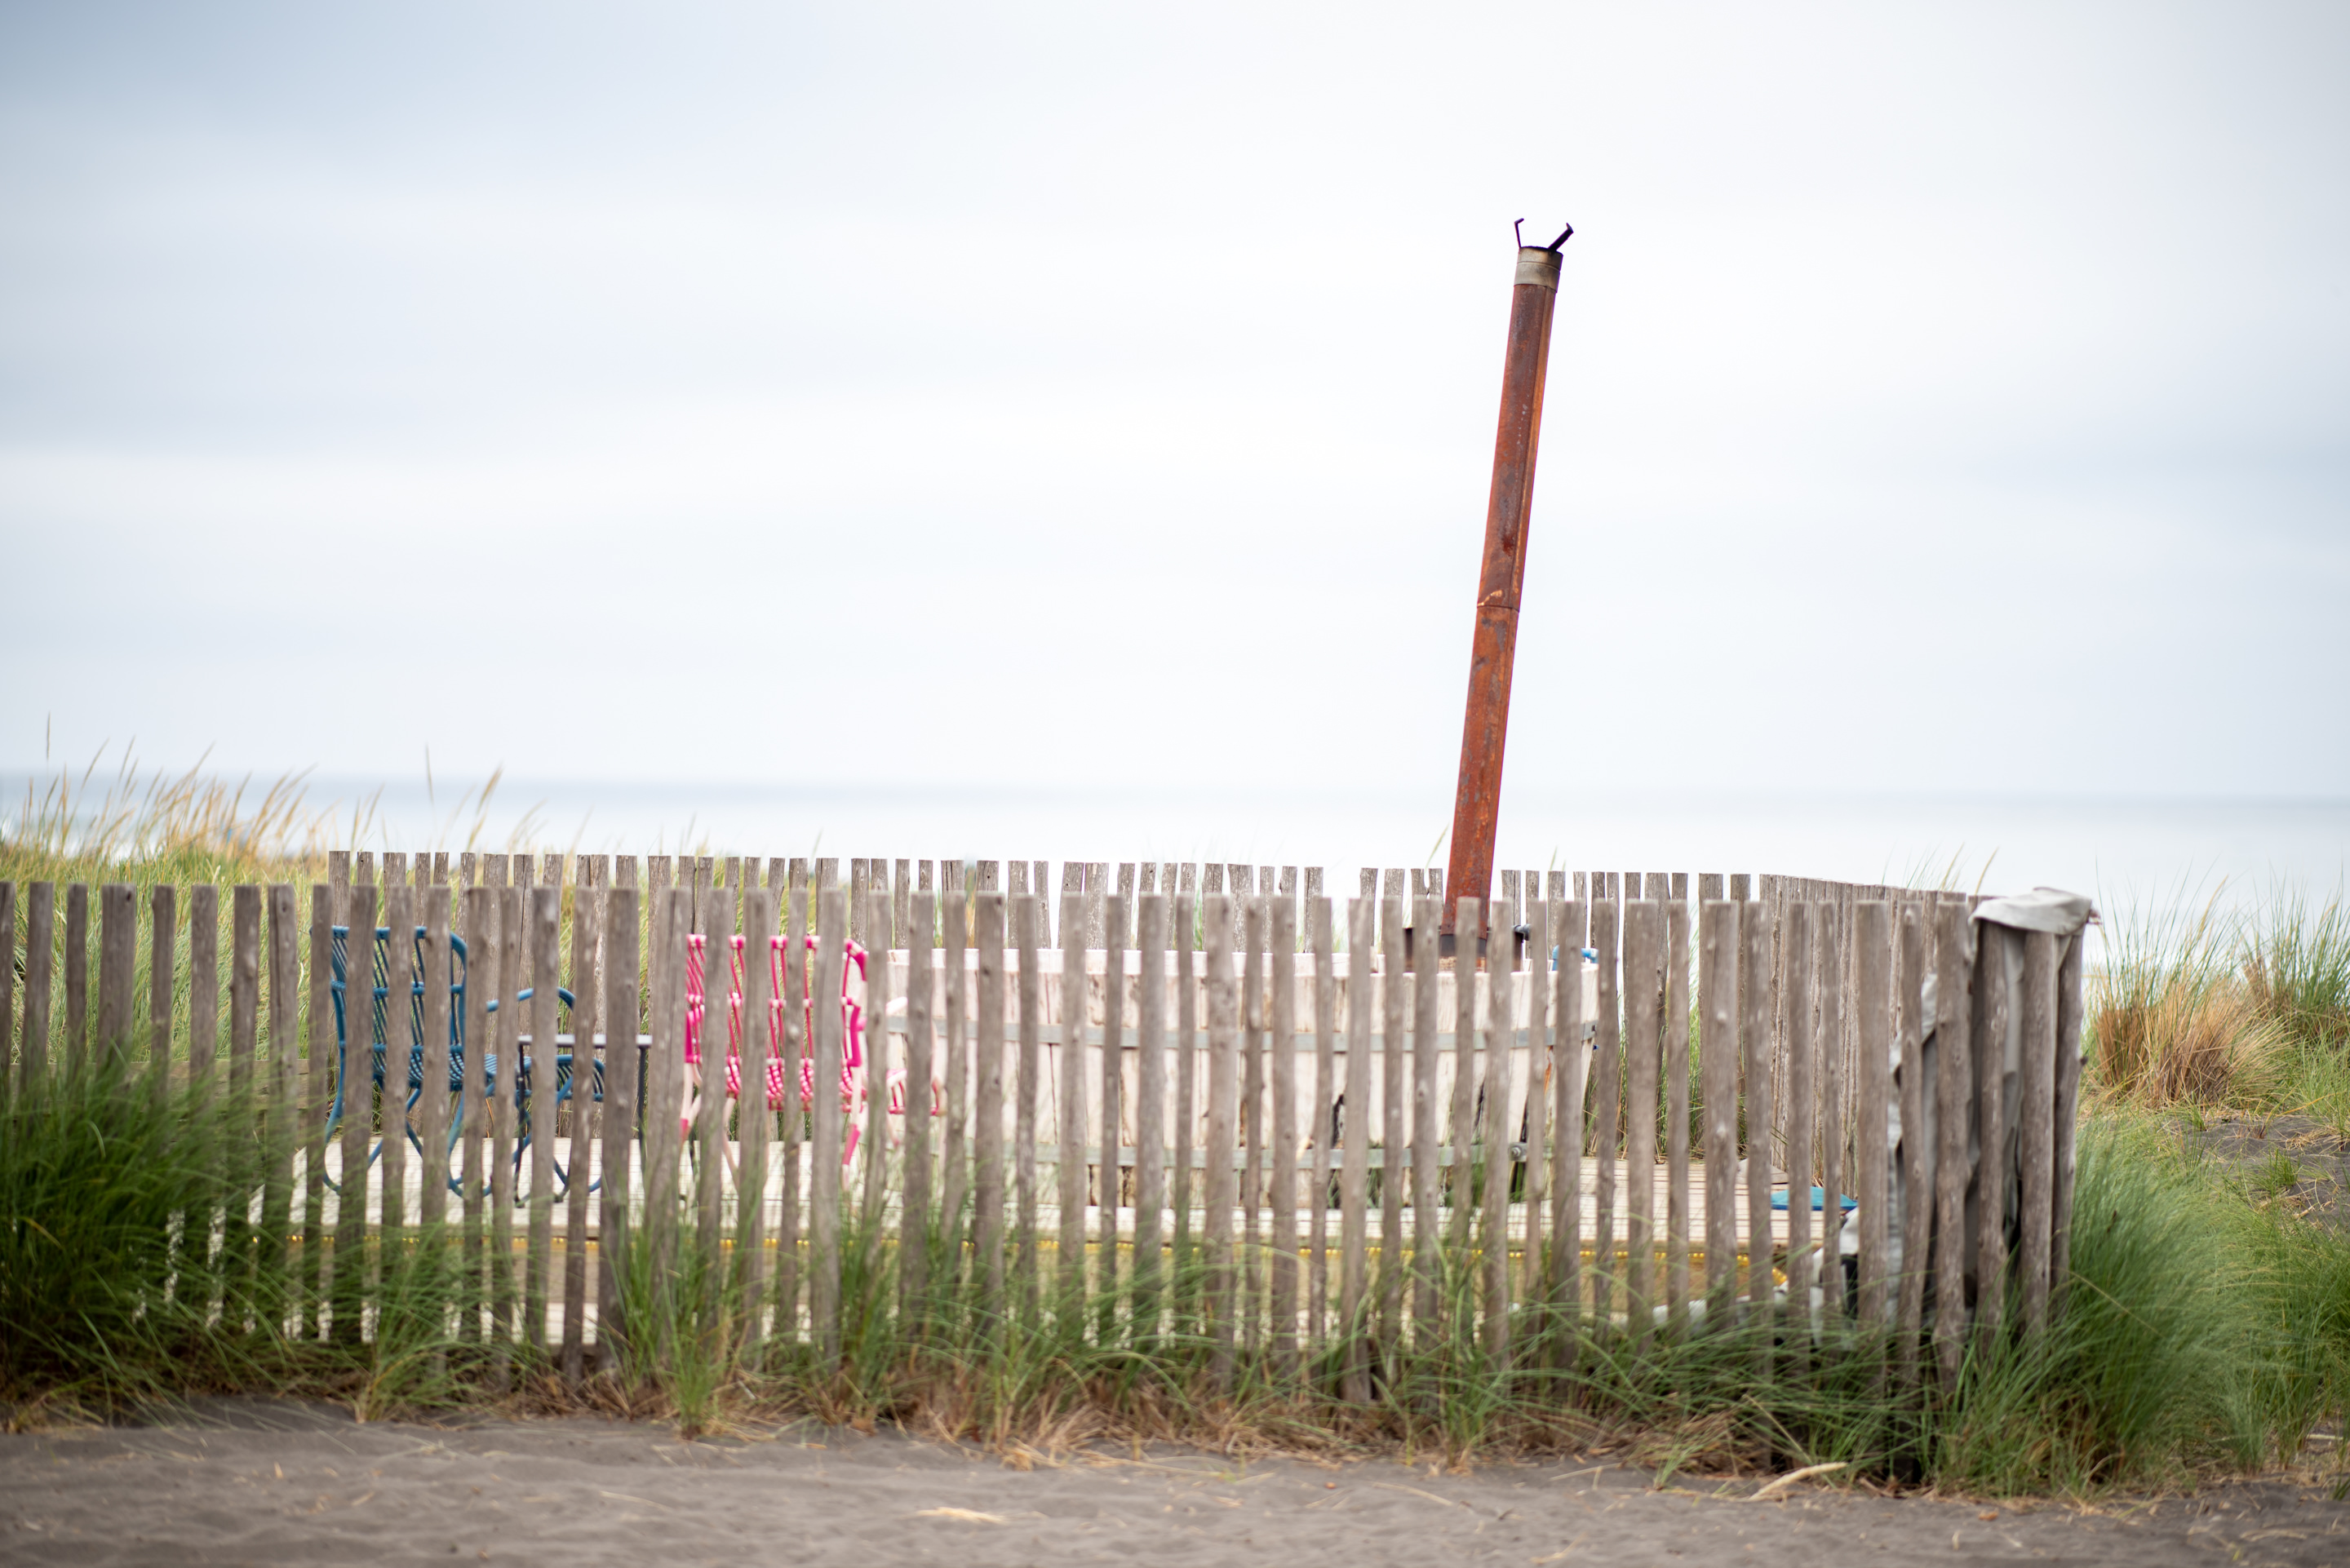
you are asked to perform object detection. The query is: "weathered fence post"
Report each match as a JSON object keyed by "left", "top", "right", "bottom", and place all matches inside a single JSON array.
[
  {"left": 1341, "top": 896, "right": 1374, "bottom": 1401},
  {"left": 598, "top": 885, "right": 639, "bottom": 1367},
  {"left": 1931, "top": 901, "right": 1974, "bottom": 1388},
  {"left": 809, "top": 886, "right": 846, "bottom": 1363},
  {"left": 1203, "top": 893, "right": 1237, "bottom": 1385},
  {"left": 1853, "top": 901, "right": 1892, "bottom": 1335},
  {"left": 973, "top": 889, "right": 1007, "bottom": 1309},
  {"left": 561, "top": 876, "right": 599, "bottom": 1381},
  {"left": 1058, "top": 892, "right": 1089, "bottom": 1316},
  {"left": 96, "top": 884, "right": 135, "bottom": 1072},
  {"left": 1135, "top": 893, "right": 1168, "bottom": 1338},
  {"left": 2020, "top": 930, "right": 2058, "bottom": 1334},
  {"left": 900, "top": 888, "right": 933, "bottom": 1327},
  {"left": 1700, "top": 900, "right": 1739, "bottom": 1327}
]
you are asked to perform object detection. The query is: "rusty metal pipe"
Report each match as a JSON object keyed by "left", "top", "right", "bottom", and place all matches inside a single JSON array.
[{"left": 1442, "top": 239, "right": 1566, "bottom": 950}]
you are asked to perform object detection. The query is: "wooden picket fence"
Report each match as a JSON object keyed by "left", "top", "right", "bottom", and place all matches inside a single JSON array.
[{"left": 0, "top": 852, "right": 2086, "bottom": 1392}]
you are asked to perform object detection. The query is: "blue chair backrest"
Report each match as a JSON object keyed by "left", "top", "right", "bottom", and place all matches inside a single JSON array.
[{"left": 329, "top": 924, "right": 468, "bottom": 1055}]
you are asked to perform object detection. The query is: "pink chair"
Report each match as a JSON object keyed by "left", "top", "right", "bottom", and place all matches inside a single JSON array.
[{"left": 681, "top": 932, "right": 929, "bottom": 1164}]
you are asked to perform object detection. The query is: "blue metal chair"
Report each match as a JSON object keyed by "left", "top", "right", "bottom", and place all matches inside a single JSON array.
[{"left": 326, "top": 924, "right": 599, "bottom": 1201}]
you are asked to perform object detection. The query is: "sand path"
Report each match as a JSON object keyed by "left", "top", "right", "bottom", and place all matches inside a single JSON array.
[{"left": 3, "top": 1401, "right": 2345, "bottom": 1566}]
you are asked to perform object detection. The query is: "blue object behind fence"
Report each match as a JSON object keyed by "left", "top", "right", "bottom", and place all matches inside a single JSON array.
[
  {"left": 326, "top": 923, "right": 592, "bottom": 1201},
  {"left": 1770, "top": 1185, "right": 1860, "bottom": 1213}
]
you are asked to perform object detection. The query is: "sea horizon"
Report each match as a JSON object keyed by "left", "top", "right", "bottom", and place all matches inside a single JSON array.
[{"left": 11, "top": 768, "right": 2342, "bottom": 928}]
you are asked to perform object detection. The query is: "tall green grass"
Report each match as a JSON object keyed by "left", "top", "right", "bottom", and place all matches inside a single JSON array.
[
  {"left": 2092, "top": 883, "right": 2350, "bottom": 1125},
  {"left": 0, "top": 1051, "right": 289, "bottom": 1411},
  {"left": 1935, "top": 1120, "right": 2348, "bottom": 1491},
  {"left": 7, "top": 1041, "right": 2346, "bottom": 1493}
]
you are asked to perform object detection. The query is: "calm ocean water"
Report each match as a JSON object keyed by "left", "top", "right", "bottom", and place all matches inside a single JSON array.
[
  {"left": 301, "top": 780, "right": 2344, "bottom": 931},
  {"left": 16, "top": 770, "right": 2342, "bottom": 945}
]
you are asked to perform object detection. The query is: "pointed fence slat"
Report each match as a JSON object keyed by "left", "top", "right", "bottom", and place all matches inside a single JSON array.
[
  {"left": 263, "top": 886, "right": 299, "bottom": 1291},
  {"left": 1972, "top": 919, "right": 2012, "bottom": 1358},
  {"left": 1308, "top": 895, "right": 1337, "bottom": 1360},
  {"left": 1410, "top": 891, "right": 1442, "bottom": 1338},
  {"left": 1134, "top": 893, "right": 1168, "bottom": 1332},
  {"left": 1931, "top": 900, "right": 1973, "bottom": 1386},
  {"left": 0, "top": 882, "right": 14, "bottom": 1110},
  {"left": 561, "top": 878, "right": 599, "bottom": 1380},
  {"left": 1624, "top": 900, "right": 1660, "bottom": 1338},
  {"left": 377, "top": 884, "right": 410, "bottom": 1240},
  {"left": 24, "top": 883, "right": 55, "bottom": 1090},
  {"left": 698, "top": 888, "right": 736, "bottom": 1302},
  {"left": 809, "top": 887, "right": 847, "bottom": 1362},
  {"left": 1740, "top": 899, "right": 1775, "bottom": 1349},
  {"left": 1590, "top": 897, "right": 1621, "bottom": 1323},
  {"left": 526, "top": 886, "right": 561, "bottom": 1352},
  {"left": 226, "top": 885, "right": 259, "bottom": 1300},
  {"left": 1896, "top": 900, "right": 1930, "bottom": 1379},
  {"left": 939, "top": 885, "right": 970, "bottom": 1297},
  {"left": 688, "top": 886, "right": 731, "bottom": 1342},
  {"left": 1202, "top": 893, "right": 1238, "bottom": 1384},
  {"left": 1665, "top": 892, "right": 1692, "bottom": 1330},
  {"left": 337, "top": 884, "right": 379, "bottom": 1346},
  {"left": 1481, "top": 928, "right": 1514, "bottom": 1361},
  {"left": 1267, "top": 893, "right": 1299, "bottom": 1375},
  {"left": 1700, "top": 901, "right": 1739, "bottom": 1322},
  {"left": 1520, "top": 896, "right": 1551, "bottom": 1311},
  {"left": 2053, "top": 929, "right": 2086, "bottom": 1313},
  {"left": 1549, "top": 898, "right": 1588, "bottom": 1342},
  {"left": 1172, "top": 892, "right": 1199, "bottom": 1330},
  {"left": 148, "top": 886, "right": 175, "bottom": 1110},
  {"left": 1340, "top": 896, "right": 1374, "bottom": 1400},
  {"left": 1099, "top": 894, "right": 1127, "bottom": 1328},
  {"left": 1782, "top": 901, "right": 1815, "bottom": 1341},
  {"left": 97, "top": 884, "right": 135, "bottom": 1070},
  {"left": 973, "top": 891, "right": 1008, "bottom": 1306},
  {"left": 65, "top": 884, "right": 89, "bottom": 1071},
  {"left": 2020, "top": 929, "right": 2058, "bottom": 1333},
  {"left": 900, "top": 888, "right": 933, "bottom": 1324},
  {"left": 419, "top": 888, "right": 453, "bottom": 1234},
  {"left": 526, "top": 888, "right": 566, "bottom": 1353},
  {"left": 460, "top": 887, "right": 494, "bottom": 1345},
  {"left": 1818, "top": 895, "right": 1848, "bottom": 1322},
  {"left": 1854, "top": 901, "right": 1893, "bottom": 1331},
  {"left": 1013, "top": 893, "right": 1043, "bottom": 1316},
  {"left": 1448, "top": 897, "right": 1480, "bottom": 1265},
  {"left": 303, "top": 886, "right": 332, "bottom": 1335},
  {"left": 599, "top": 886, "right": 639, "bottom": 1366},
  {"left": 858, "top": 887, "right": 892, "bottom": 1287},
  {"left": 1058, "top": 892, "right": 1089, "bottom": 1309},
  {"left": 1240, "top": 897, "right": 1266, "bottom": 1346},
  {"left": 231, "top": 885, "right": 260, "bottom": 1105},
  {"left": 1380, "top": 896, "right": 1408, "bottom": 1355},
  {"left": 778, "top": 870, "right": 809, "bottom": 1340}
]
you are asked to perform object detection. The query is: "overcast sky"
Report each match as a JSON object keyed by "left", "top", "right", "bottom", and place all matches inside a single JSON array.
[{"left": 4, "top": 2, "right": 2346, "bottom": 818}]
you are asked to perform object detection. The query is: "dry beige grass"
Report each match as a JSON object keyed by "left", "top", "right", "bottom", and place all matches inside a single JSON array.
[
  {"left": 2093, "top": 969, "right": 2290, "bottom": 1106},
  {"left": 2091, "top": 885, "right": 2350, "bottom": 1122}
]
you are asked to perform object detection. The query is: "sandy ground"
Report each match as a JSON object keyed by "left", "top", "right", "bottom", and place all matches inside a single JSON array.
[
  {"left": 2177, "top": 1113, "right": 2350, "bottom": 1230},
  {"left": 2, "top": 1401, "right": 2347, "bottom": 1567}
]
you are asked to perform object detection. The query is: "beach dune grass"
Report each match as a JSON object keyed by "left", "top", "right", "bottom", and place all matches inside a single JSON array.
[
  {"left": 606, "top": 1121, "right": 2350, "bottom": 1490},
  {"left": 2091, "top": 884, "right": 2350, "bottom": 1125}
]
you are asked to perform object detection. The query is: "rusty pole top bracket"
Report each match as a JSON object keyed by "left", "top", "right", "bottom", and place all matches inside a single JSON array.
[{"left": 1514, "top": 218, "right": 1576, "bottom": 251}]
